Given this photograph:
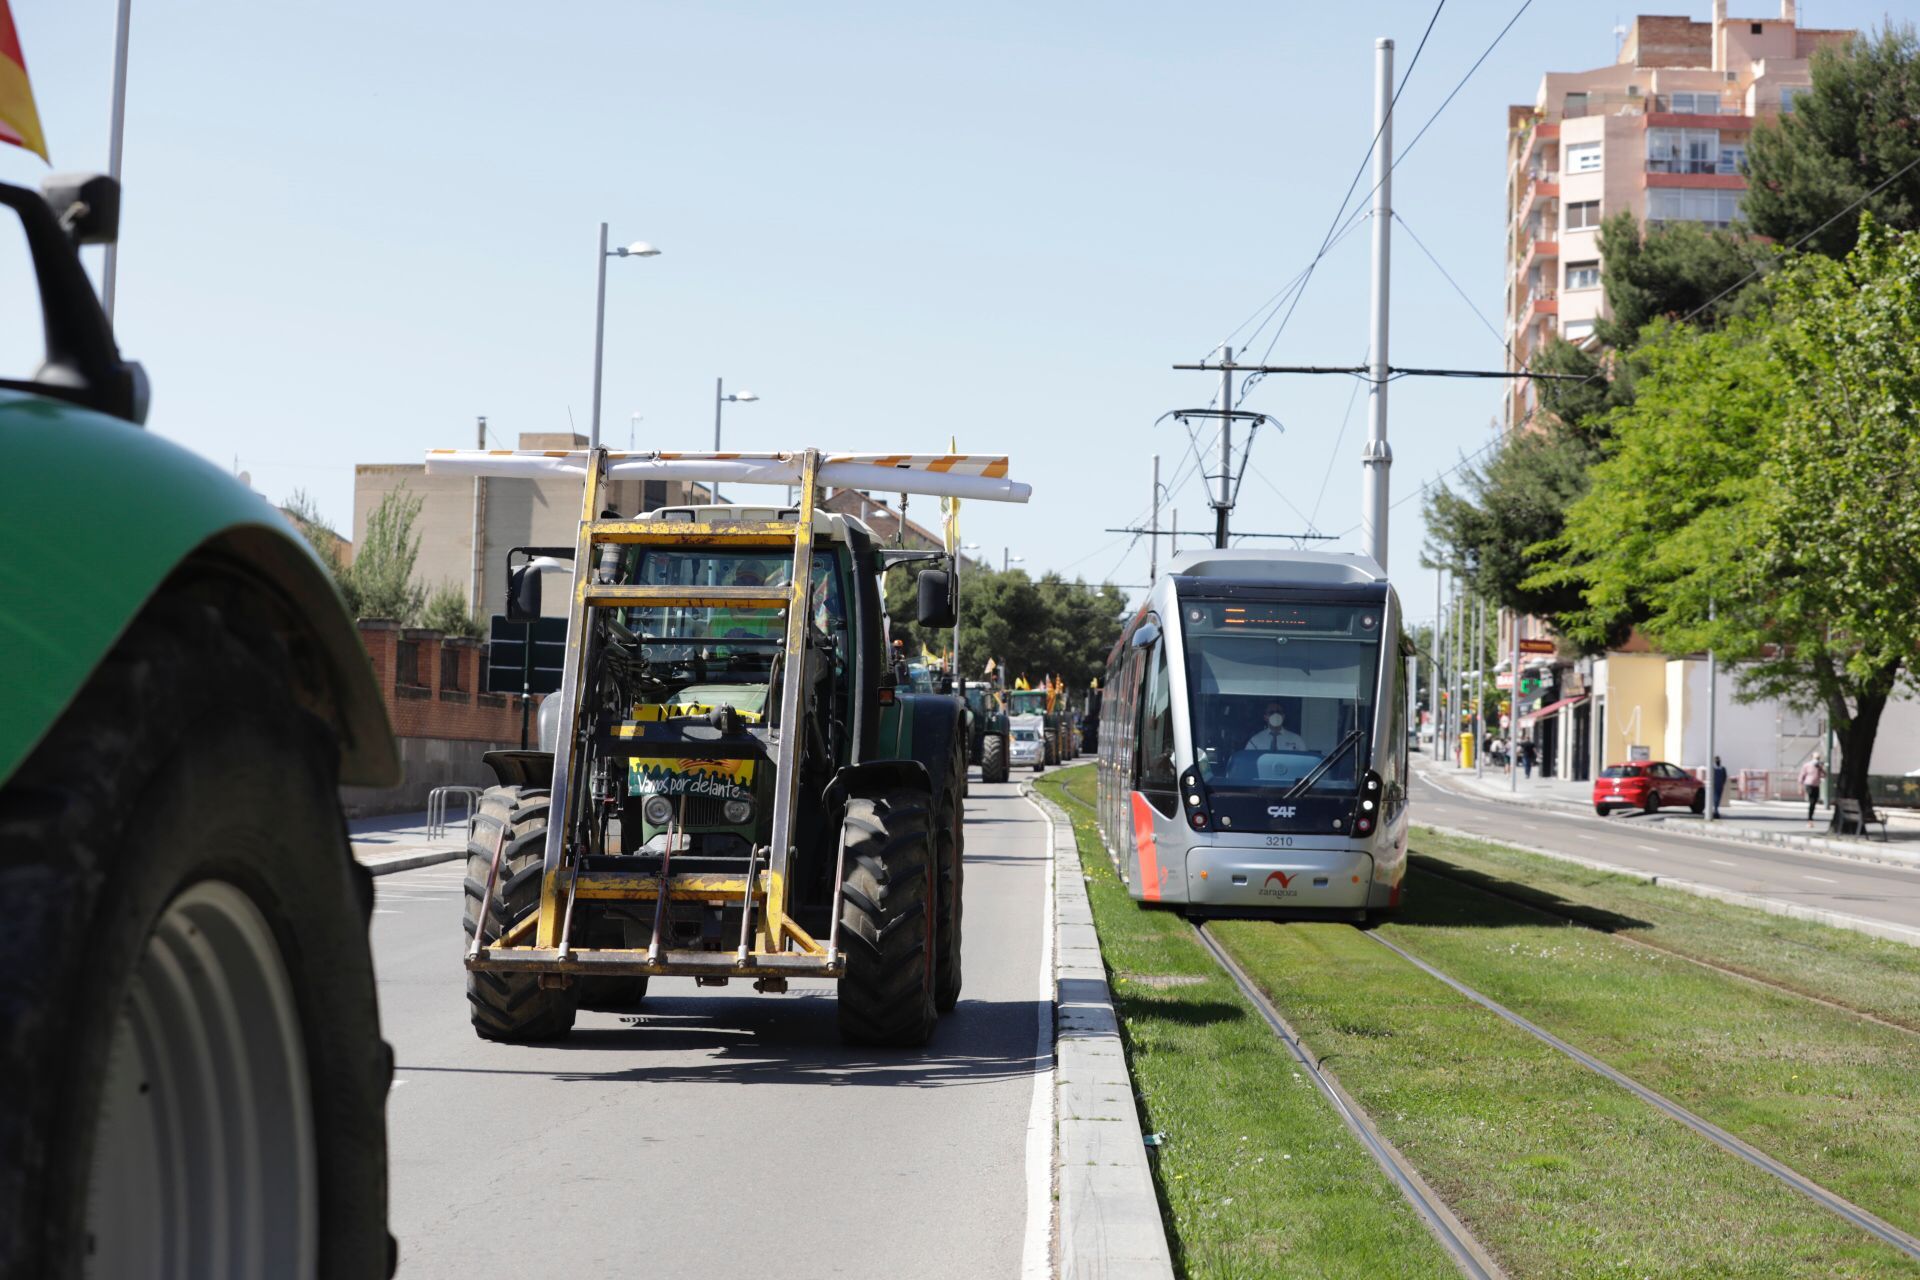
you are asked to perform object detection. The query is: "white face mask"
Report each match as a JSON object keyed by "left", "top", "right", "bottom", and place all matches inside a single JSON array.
[{"left": 1267, "top": 713, "right": 1285, "bottom": 729}]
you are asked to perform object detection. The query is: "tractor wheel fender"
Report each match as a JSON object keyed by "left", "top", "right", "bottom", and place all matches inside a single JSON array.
[
  {"left": 0, "top": 400, "right": 397, "bottom": 788},
  {"left": 892, "top": 691, "right": 965, "bottom": 816},
  {"left": 830, "top": 759, "right": 932, "bottom": 805}
]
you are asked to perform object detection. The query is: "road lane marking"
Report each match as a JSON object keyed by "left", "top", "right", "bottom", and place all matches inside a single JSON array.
[
  {"left": 1575, "top": 835, "right": 1597, "bottom": 842},
  {"left": 1021, "top": 801, "right": 1058, "bottom": 1280},
  {"left": 1637, "top": 845, "right": 1659, "bottom": 852},
  {"left": 1710, "top": 860, "right": 1739, "bottom": 868},
  {"left": 1804, "top": 875, "right": 1838, "bottom": 884}
]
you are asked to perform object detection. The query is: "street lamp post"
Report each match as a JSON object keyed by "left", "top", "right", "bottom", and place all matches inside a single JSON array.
[
  {"left": 1004, "top": 550, "right": 1024, "bottom": 573},
  {"left": 589, "top": 224, "right": 660, "bottom": 452},
  {"left": 714, "top": 379, "right": 760, "bottom": 450}
]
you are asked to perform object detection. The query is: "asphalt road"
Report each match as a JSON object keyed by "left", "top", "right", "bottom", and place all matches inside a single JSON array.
[
  {"left": 1413, "top": 772, "right": 1920, "bottom": 933},
  {"left": 373, "top": 774, "right": 1051, "bottom": 1279}
]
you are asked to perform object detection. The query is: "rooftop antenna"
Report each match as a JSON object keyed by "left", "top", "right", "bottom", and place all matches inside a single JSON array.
[{"left": 1612, "top": 17, "right": 1626, "bottom": 59}]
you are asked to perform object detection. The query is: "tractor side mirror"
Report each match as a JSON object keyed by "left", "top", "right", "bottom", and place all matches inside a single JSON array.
[
  {"left": 506, "top": 564, "right": 542, "bottom": 622},
  {"left": 916, "top": 569, "right": 956, "bottom": 628},
  {"left": 41, "top": 173, "right": 121, "bottom": 245},
  {"left": 1131, "top": 621, "right": 1160, "bottom": 649}
]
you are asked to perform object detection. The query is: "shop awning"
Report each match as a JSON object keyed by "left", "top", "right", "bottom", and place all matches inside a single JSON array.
[{"left": 1520, "top": 695, "right": 1587, "bottom": 727}]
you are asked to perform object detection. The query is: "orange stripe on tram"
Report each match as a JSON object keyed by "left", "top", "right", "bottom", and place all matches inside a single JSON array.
[{"left": 1130, "top": 791, "right": 1162, "bottom": 901}]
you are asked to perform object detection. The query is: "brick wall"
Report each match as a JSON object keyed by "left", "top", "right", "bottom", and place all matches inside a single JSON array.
[{"left": 357, "top": 620, "right": 533, "bottom": 742}]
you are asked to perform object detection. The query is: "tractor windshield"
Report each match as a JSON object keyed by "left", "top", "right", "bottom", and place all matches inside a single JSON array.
[
  {"left": 1006, "top": 690, "right": 1050, "bottom": 717},
  {"left": 622, "top": 549, "right": 849, "bottom": 690}
]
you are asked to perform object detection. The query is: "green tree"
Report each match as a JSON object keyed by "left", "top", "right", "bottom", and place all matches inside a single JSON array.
[
  {"left": 342, "top": 488, "right": 426, "bottom": 623},
  {"left": 1744, "top": 26, "right": 1920, "bottom": 260},
  {"left": 885, "top": 564, "right": 1125, "bottom": 688},
  {"left": 420, "top": 583, "right": 484, "bottom": 639},
  {"left": 1544, "top": 219, "right": 1920, "bottom": 812},
  {"left": 1591, "top": 211, "right": 1772, "bottom": 349}
]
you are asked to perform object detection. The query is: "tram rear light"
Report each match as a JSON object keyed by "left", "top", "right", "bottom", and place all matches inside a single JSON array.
[
  {"left": 1355, "top": 816, "right": 1374, "bottom": 835},
  {"left": 1190, "top": 811, "right": 1207, "bottom": 828}
]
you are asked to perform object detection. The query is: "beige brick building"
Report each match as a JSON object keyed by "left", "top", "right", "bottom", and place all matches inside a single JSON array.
[
  {"left": 1502, "top": 2, "right": 1852, "bottom": 431},
  {"left": 352, "top": 433, "right": 714, "bottom": 621}
]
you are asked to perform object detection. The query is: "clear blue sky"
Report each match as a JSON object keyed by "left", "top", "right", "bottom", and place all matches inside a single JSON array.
[{"left": 3, "top": 1, "right": 1897, "bottom": 624}]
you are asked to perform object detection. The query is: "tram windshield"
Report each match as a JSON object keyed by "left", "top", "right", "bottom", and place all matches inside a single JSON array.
[{"left": 1181, "top": 599, "right": 1381, "bottom": 796}]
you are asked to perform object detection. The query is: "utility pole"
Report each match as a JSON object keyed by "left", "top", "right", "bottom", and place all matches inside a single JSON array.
[
  {"left": 1149, "top": 454, "right": 1161, "bottom": 580},
  {"left": 1452, "top": 586, "right": 1464, "bottom": 767},
  {"left": 590, "top": 222, "right": 608, "bottom": 451},
  {"left": 470, "top": 415, "right": 488, "bottom": 622},
  {"left": 1432, "top": 566, "right": 1443, "bottom": 759},
  {"left": 1474, "top": 593, "right": 1486, "bottom": 780},
  {"left": 1359, "top": 36, "right": 1395, "bottom": 570},
  {"left": 1509, "top": 607, "right": 1521, "bottom": 793},
  {"left": 1706, "top": 599, "right": 1718, "bottom": 822},
  {"left": 1216, "top": 348, "right": 1233, "bottom": 549},
  {"left": 102, "top": 0, "right": 133, "bottom": 322}
]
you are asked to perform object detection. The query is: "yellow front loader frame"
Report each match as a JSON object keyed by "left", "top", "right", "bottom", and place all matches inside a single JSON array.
[{"left": 465, "top": 447, "right": 847, "bottom": 984}]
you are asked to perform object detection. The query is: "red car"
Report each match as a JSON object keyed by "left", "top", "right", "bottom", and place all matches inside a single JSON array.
[{"left": 1593, "top": 761, "right": 1706, "bottom": 816}]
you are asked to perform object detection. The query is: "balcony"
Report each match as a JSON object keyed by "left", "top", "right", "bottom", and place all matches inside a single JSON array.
[
  {"left": 1522, "top": 289, "right": 1559, "bottom": 331},
  {"left": 1516, "top": 120, "right": 1560, "bottom": 174},
  {"left": 1514, "top": 175, "right": 1560, "bottom": 230},
  {"left": 1519, "top": 236, "right": 1559, "bottom": 280}
]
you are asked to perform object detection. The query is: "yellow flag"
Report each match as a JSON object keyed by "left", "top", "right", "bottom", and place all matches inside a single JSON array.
[{"left": 941, "top": 434, "right": 960, "bottom": 555}]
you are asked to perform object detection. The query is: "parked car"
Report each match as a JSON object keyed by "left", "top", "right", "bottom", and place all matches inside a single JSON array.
[{"left": 1593, "top": 761, "right": 1705, "bottom": 816}]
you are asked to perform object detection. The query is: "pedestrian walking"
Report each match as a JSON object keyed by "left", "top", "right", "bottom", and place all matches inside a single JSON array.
[
  {"left": 1519, "top": 738, "right": 1536, "bottom": 780},
  {"left": 1712, "top": 755, "right": 1728, "bottom": 818},
  {"left": 1798, "top": 754, "right": 1827, "bottom": 827}
]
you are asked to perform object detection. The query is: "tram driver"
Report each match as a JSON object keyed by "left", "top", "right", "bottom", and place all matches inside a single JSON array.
[{"left": 1244, "top": 700, "right": 1307, "bottom": 753}]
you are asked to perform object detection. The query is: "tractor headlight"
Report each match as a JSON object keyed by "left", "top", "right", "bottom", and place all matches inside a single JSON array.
[
  {"left": 642, "top": 794, "right": 675, "bottom": 827},
  {"left": 723, "top": 798, "right": 754, "bottom": 825}
]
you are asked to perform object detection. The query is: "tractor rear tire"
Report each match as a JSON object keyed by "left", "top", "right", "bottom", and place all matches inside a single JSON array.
[
  {"left": 837, "top": 786, "right": 939, "bottom": 1047},
  {"left": 935, "top": 747, "right": 966, "bottom": 1013},
  {"left": 0, "top": 593, "right": 393, "bottom": 1280},
  {"left": 463, "top": 788, "right": 577, "bottom": 1041},
  {"left": 982, "top": 733, "right": 1010, "bottom": 784}
]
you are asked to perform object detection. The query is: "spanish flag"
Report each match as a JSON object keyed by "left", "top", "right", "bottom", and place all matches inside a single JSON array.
[{"left": 0, "top": 3, "right": 47, "bottom": 162}]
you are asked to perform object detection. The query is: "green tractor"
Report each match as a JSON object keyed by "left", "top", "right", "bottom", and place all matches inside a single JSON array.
[
  {"left": 0, "top": 175, "right": 398, "bottom": 1276},
  {"left": 1006, "top": 686, "right": 1073, "bottom": 765},
  {"left": 963, "top": 679, "right": 1012, "bottom": 783},
  {"left": 446, "top": 447, "right": 1029, "bottom": 1046}
]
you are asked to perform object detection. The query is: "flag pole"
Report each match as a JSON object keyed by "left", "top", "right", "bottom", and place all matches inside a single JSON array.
[{"left": 102, "top": 0, "right": 133, "bottom": 322}]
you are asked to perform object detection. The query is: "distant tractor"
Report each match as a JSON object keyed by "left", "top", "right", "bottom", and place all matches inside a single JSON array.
[
  {"left": 1006, "top": 686, "right": 1073, "bottom": 765},
  {"left": 964, "top": 679, "right": 1012, "bottom": 783},
  {"left": 436, "top": 447, "right": 1030, "bottom": 1047}
]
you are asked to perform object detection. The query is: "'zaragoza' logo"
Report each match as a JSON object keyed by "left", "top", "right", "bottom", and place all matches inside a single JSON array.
[{"left": 628, "top": 756, "right": 755, "bottom": 801}]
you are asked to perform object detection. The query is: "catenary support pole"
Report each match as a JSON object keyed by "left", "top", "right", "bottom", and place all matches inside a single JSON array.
[
  {"left": 1216, "top": 347, "right": 1233, "bottom": 549},
  {"left": 1433, "top": 566, "right": 1444, "bottom": 760},
  {"left": 1359, "top": 37, "right": 1395, "bottom": 569},
  {"left": 1510, "top": 607, "right": 1521, "bottom": 793},
  {"left": 102, "top": 0, "right": 133, "bottom": 322},
  {"left": 590, "top": 221, "right": 608, "bottom": 452},
  {"left": 1475, "top": 593, "right": 1486, "bottom": 779},
  {"left": 1706, "top": 600, "right": 1718, "bottom": 822},
  {"left": 1150, "top": 454, "right": 1161, "bottom": 580}
]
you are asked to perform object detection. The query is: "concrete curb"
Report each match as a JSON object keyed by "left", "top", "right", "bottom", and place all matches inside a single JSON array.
[
  {"left": 1024, "top": 778, "right": 1176, "bottom": 1280},
  {"left": 358, "top": 848, "right": 466, "bottom": 877},
  {"left": 1416, "top": 818, "right": 1920, "bottom": 950},
  {"left": 1414, "top": 759, "right": 1920, "bottom": 874}
]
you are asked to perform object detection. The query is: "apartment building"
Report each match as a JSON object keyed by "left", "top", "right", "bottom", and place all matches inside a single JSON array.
[{"left": 1502, "top": 2, "right": 1852, "bottom": 431}]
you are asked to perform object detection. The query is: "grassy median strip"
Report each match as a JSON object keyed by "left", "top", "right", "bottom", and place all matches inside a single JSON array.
[
  {"left": 1372, "top": 830, "right": 1920, "bottom": 1240},
  {"left": 1036, "top": 767, "right": 1459, "bottom": 1280},
  {"left": 1410, "top": 825, "right": 1920, "bottom": 1031}
]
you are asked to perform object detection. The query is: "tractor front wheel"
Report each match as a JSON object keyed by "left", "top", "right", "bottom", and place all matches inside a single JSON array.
[
  {"left": 981, "top": 733, "right": 1010, "bottom": 784},
  {"left": 837, "top": 786, "right": 939, "bottom": 1047},
  {"left": 462, "top": 788, "right": 577, "bottom": 1041}
]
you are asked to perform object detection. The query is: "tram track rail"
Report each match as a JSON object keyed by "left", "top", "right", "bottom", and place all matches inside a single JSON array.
[
  {"left": 1350, "top": 927, "right": 1920, "bottom": 1266},
  {"left": 1190, "top": 921, "right": 1507, "bottom": 1280},
  {"left": 1412, "top": 852, "right": 1920, "bottom": 1042}
]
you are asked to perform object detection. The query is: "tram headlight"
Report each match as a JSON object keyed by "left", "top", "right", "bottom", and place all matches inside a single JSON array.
[{"left": 642, "top": 794, "right": 675, "bottom": 827}]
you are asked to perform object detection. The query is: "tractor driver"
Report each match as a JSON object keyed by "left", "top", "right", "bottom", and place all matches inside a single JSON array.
[{"left": 1244, "top": 701, "right": 1307, "bottom": 753}]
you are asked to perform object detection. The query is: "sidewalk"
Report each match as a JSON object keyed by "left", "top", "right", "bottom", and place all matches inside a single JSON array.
[
  {"left": 1413, "top": 754, "right": 1920, "bottom": 870},
  {"left": 348, "top": 809, "right": 471, "bottom": 875}
]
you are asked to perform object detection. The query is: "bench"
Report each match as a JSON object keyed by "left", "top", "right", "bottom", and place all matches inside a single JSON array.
[{"left": 1835, "top": 797, "right": 1889, "bottom": 841}]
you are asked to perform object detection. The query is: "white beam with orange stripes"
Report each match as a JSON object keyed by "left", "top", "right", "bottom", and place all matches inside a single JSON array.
[{"left": 423, "top": 449, "right": 1031, "bottom": 503}]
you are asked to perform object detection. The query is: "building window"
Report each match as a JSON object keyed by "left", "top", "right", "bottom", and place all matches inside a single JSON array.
[
  {"left": 396, "top": 640, "right": 424, "bottom": 688},
  {"left": 1665, "top": 91, "right": 1728, "bottom": 115},
  {"left": 440, "top": 646, "right": 465, "bottom": 693},
  {"left": 1563, "top": 320, "right": 1596, "bottom": 343},
  {"left": 1565, "top": 200, "right": 1602, "bottom": 230},
  {"left": 1779, "top": 85, "right": 1806, "bottom": 114},
  {"left": 1648, "top": 128, "right": 1721, "bottom": 174},
  {"left": 1718, "top": 142, "right": 1747, "bottom": 174},
  {"left": 1563, "top": 92, "right": 1589, "bottom": 118},
  {"left": 1566, "top": 260, "right": 1601, "bottom": 291},
  {"left": 1648, "top": 187, "right": 1743, "bottom": 228},
  {"left": 1565, "top": 142, "right": 1602, "bottom": 174}
]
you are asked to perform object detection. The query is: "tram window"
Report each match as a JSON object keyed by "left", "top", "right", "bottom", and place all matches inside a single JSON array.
[{"left": 1137, "top": 632, "right": 1177, "bottom": 799}]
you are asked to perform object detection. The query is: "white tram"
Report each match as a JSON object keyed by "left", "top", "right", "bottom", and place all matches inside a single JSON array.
[{"left": 1094, "top": 550, "right": 1412, "bottom": 918}]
